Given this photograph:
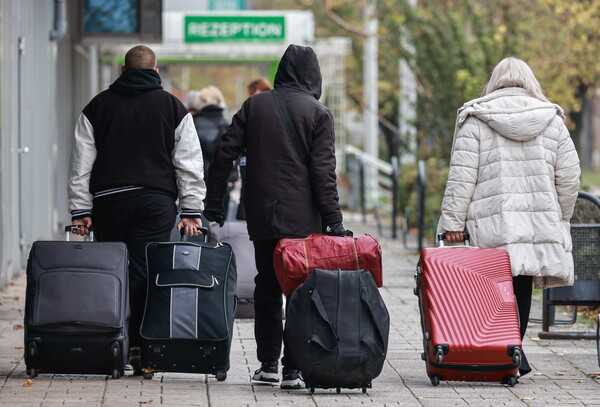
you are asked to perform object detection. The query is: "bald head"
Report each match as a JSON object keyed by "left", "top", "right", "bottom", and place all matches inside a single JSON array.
[{"left": 124, "top": 45, "right": 157, "bottom": 70}]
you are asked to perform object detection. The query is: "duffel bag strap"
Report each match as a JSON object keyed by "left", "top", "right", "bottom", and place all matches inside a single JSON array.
[
  {"left": 309, "top": 289, "right": 339, "bottom": 350},
  {"left": 360, "top": 288, "right": 387, "bottom": 356}
]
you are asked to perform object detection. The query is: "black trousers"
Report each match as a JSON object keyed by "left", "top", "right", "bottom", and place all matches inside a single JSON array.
[
  {"left": 92, "top": 191, "right": 176, "bottom": 348},
  {"left": 252, "top": 239, "right": 295, "bottom": 368},
  {"left": 513, "top": 275, "right": 533, "bottom": 375}
]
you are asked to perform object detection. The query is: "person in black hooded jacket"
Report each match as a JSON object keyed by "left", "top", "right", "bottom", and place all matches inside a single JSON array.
[
  {"left": 68, "top": 45, "right": 205, "bottom": 373},
  {"left": 203, "top": 44, "right": 351, "bottom": 389}
]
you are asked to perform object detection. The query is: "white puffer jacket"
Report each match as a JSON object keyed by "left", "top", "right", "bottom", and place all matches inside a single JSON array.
[{"left": 440, "top": 87, "right": 581, "bottom": 288}]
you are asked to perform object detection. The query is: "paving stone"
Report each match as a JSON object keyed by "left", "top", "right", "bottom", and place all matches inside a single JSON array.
[{"left": 0, "top": 217, "right": 597, "bottom": 406}]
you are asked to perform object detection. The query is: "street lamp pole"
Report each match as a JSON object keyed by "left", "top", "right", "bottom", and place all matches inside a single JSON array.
[{"left": 363, "top": 1, "right": 378, "bottom": 210}]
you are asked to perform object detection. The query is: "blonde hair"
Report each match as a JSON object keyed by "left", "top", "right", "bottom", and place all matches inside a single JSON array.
[
  {"left": 484, "top": 57, "right": 549, "bottom": 102},
  {"left": 198, "top": 86, "right": 226, "bottom": 110}
]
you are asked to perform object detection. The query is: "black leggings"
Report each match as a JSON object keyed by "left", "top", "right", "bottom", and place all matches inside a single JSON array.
[{"left": 513, "top": 275, "right": 533, "bottom": 375}]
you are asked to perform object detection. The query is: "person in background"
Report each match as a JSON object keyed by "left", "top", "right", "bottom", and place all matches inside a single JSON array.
[
  {"left": 236, "top": 78, "right": 273, "bottom": 221},
  {"left": 247, "top": 77, "right": 272, "bottom": 96},
  {"left": 184, "top": 90, "right": 202, "bottom": 115},
  {"left": 440, "top": 56, "right": 581, "bottom": 379},
  {"left": 203, "top": 44, "right": 351, "bottom": 389},
  {"left": 68, "top": 45, "right": 205, "bottom": 374},
  {"left": 192, "top": 85, "right": 237, "bottom": 218},
  {"left": 192, "top": 86, "right": 229, "bottom": 178}
]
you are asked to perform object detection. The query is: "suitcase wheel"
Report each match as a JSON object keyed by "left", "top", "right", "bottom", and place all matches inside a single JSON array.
[
  {"left": 435, "top": 348, "right": 444, "bottom": 364},
  {"left": 111, "top": 341, "right": 120, "bottom": 359},
  {"left": 27, "top": 368, "right": 38, "bottom": 378},
  {"left": 215, "top": 371, "right": 227, "bottom": 381},
  {"left": 503, "top": 375, "right": 517, "bottom": 387},
  {"left": 430, "top": 375, "right": 441, "bottom": 386},
  {"left": 28, "top": 342, "right": 38, "bottom": 359},
  {"left": 111, "top": 369, "right": 121, "bottom": 379},
  {"left": 508, "top": 376, "right": 517, "bottom": 387},
  {"left": 512, "top": 348, "right": 521, "bottom": 366}
]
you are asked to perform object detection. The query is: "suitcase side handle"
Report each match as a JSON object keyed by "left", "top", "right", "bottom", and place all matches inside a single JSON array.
[
  {"left": 64, "top": 225, "right": 94, "bottom": 241},
  {"left": 437, "top": 232, "right": 470, "bottom": 247},
  {"left": 179, "top": 226, "right": 209, "bottom": 242}
]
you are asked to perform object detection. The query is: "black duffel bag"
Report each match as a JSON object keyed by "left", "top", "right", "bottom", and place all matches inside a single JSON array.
[{"left": 285, "top": 268, "right": 389, "bottom": 393}]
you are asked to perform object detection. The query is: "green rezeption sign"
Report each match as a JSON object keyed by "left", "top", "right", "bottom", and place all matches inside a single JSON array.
[{"left": 185, "top": 16, "right": 285, "bottom": 43}]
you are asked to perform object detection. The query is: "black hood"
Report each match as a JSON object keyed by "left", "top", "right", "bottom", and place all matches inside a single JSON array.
[
  {"left": 109, "top": 68, "right": 162, "bottom": 95},
  {"left": 274, "top": 44, "right": 322, "bottom": 99},
  {"left": 196, "top": 105, "right": 224, "bottom": 115}
]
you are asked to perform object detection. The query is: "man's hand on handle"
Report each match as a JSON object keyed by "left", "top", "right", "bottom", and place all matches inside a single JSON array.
[
  {"left": 323, "top": 222, "right": 353, "bottom": 237},
  {"left": 178, "top": 217, "right": 203, "bottom": 236},
  {"left": 72, "top": 217, "right": 92, "bottom": 236}
]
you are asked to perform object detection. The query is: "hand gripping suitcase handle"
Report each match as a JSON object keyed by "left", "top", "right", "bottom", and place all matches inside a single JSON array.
[
  {"left": 437, "top": 232, "right": 470, "bottom": 247},
  {"left": 179, "top": 226, "right": 209, "bottom": 242},
  {"left": 64, "top": 225, "right": 94, "bottom": 241}
]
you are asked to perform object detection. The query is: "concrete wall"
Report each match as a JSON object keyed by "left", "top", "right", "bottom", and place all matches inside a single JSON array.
[{"left": 0, "top": 0, "right": 83, "bottom": 288}]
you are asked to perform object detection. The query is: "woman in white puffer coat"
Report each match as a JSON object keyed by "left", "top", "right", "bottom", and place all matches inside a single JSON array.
[{"left": 440, "top": 57, "right": 581, "bottom": 377}]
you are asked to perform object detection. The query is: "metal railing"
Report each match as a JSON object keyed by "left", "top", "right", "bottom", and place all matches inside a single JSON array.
[
  {"left": 344, "top": 146, "right": 427, "bottom": 249},
  {"left": 344, "top": 145, "right": 398, "bottom": 239}
]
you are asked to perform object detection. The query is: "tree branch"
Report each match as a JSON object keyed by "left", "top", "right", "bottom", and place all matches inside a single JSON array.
[{"left": 321, "top": 0, "right": 367, "bottom": 38}]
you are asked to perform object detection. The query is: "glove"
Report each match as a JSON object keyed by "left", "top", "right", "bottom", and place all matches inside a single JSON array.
[
  {"left": 323, "top": 222, "right": 353, "bottom": 237},
  {"left": 203, "top": 200, "right": 225, "bottom": 227}
]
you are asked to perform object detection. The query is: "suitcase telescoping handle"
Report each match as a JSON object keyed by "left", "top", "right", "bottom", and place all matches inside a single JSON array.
[
  {"left": 64, "top": 225, "right": 94, "bottom": 242},
  {"left": 179, "top": 226, "right": 209, "bottom": 242},
  {"left": 437, "top": 232, "right": 470, "bottom": 247}
]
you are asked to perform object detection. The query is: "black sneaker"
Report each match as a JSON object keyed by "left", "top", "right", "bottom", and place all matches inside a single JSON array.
[
  {"left": 128, "top": 347, "right": 142, "bottom": 376},
  {"left": 252, "top": 361, "right": 279, "bottom": 383},
  {"left": 281, "top": 367, "right": 304, "bottom": 389}
]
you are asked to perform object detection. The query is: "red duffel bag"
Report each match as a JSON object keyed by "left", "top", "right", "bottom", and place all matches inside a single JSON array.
[{"left": 273, "top": 234, "right": 383, "bottom": 296}]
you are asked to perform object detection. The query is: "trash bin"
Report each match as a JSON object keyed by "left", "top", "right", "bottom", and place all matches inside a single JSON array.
[{"left": 540, "top": 191, "right": 600, "bottom": 339}]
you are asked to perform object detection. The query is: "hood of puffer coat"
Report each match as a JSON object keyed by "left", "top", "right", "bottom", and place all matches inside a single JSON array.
[{"left": 457, "top": 87, "right": 565, "bottom": 142}]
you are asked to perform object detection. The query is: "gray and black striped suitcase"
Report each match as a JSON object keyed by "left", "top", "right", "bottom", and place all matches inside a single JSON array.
[
  {"left": 24, "top": 227, "right": 129, "bottom": 379},
  {"left": 139, "top": 236, "right": 237, "bottom": 381}
]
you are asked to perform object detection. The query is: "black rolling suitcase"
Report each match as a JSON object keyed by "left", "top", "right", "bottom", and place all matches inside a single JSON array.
[
  {"left": 24, "top": 227, "right": 129, "bottom": 379},
  {"left": 285, "top": 269, "right": 390, "bottom": 393},
  {"left": 140, "top": 228, "right": 237, "bottom": 381}
]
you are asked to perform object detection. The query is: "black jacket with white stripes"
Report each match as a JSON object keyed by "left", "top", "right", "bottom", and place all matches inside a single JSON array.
[{"left": 68, "top": 68, "right": 205, "bottom": 220}]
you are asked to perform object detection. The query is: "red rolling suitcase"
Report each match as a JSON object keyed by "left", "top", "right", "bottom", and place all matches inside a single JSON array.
[{"left": 414, "top": 233, "right": 522, "bottom": 386}]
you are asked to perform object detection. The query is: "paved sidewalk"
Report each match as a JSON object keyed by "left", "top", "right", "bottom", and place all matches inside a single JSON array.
[{"left": 0, "top": 216, "right": 599, "bottom": 406}]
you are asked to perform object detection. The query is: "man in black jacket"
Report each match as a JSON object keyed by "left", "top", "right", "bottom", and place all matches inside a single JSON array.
[
  {"left": 204, "top": 44, "right": 350, "bottom": 389},
  {"left": 68, "top": 45, "right": 205, "bottom": 372}
]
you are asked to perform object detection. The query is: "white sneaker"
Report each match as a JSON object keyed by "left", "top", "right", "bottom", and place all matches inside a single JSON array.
[{"left": 252, "top": 362, "right": 279, "bottom": 383}]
